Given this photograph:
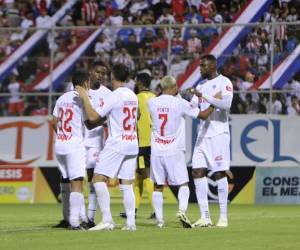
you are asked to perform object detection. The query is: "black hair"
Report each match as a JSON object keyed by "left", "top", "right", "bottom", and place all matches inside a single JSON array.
[
  {"left": 112, "top": 63, "right": 129, "bottom": 82},
  {"left": 136, "top": 73, "right": 151, "bottom": 88},
  {"left": 200, "top": 54, "right": 217, "bottom": 63},
  {"left": 93, "top": 61, "right": 107, "bottom": 67},
  {"left": 72, "top": 70, "right": 89, "bottom": 87}
]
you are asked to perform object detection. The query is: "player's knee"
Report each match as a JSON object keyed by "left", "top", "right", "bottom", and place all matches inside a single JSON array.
[
  {"left": 192, "top": 168, "right": 207, "bottom": 178},
  {"left": 61, "top": 177, "right": 70, "bottom": 183},
  {"left": 92, "top": 174, "right": 108, "bottom": 183},
  {"left": 72, "top": 177, "right": 84, "bottom": 181},
  {"left": 214, "top": 171, "right": 226, "bottom": 180},
  {"left": 154, "top": 184, "right": 164, "bottom": 191}
]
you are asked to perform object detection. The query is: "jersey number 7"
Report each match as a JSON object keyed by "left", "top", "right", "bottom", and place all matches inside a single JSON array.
[{"left": 158, "top": 113, "right": 168, "bottom": 136}]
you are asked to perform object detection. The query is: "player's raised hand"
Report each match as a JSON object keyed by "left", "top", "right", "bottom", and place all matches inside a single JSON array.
[
  {"left": 75, "top": 86, "right": 88, "bottom": 99},
  {"left": 187, "top": 88, "right": 202, "bottom": 97}
]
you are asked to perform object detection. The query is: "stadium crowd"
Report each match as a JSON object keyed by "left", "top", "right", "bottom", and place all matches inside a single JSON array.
[{"left": 0, "top": 0, "right": 300, "bottom": 116}]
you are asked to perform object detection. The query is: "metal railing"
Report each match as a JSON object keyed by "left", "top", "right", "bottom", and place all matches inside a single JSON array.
[{"left": 0, "top": 22, "right": 299, "bottom": 116}]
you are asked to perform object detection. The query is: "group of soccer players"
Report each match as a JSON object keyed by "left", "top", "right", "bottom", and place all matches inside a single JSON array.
[{"left": 52, "top": 54, "right": 233, "bottom": 231}]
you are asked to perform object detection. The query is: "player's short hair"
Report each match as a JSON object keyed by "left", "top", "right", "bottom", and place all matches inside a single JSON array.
[
  {"left": 72, "top": 70, "right": 89, "bottom": 87},
  {"left": 200, "top": 54, "right": 217, "bottom": 64},
  {"left": 136, "top": 73, "right": 151, "bottom": 88},
  {"left": 112, "top": 63, "right": 129, "bottom": 82},
  {"left": 93, "top": 61, "right": 106, "bottom": 68},
  {"left": 160, "top": 75, "right": 176, "bottom": 89}
]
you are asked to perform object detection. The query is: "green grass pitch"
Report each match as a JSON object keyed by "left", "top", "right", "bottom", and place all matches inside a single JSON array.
[{"left": 0, "top": 203, "right": 299, "bottom": 250}]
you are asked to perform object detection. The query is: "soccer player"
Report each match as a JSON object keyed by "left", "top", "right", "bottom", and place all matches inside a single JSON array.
[
  {"left": 190, "top": 54, "right": 233, "bottom": 228},
  {"left": 52, "top": 71, "right": 90, "bottom": 230},
  {"left": 76, "top": 64, "right": 139, "bottom": 231},
  {"left": 147, "top": 75, "right": 214, "bottom": 228},
  {"left": 84, "top": 62, "right": 111, "bottom": 228},
  {"left": 120, "top": 73, "right": 156, "bottom": 219}
]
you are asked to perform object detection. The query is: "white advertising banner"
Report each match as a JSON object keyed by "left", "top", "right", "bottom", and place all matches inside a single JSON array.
[
  {"left": 187, "top": 115, "right": 300, "bottom": 167},
  {"left": 0, "top": 116, "right": 56, "bottom": 166},
  {"left": 229, "top": 115, "right": 300, "bottom": 167},
  {"left": 0, "top": 115, "right": 299, "bottom": 167}
]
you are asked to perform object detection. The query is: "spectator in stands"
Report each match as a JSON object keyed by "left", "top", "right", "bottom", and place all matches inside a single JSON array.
[
  {"left": 81, "top": 0, "right": 98, "bottom": 25},
  {"left": 152, "top": 28, "right": 168, "bottom": 54},
  {"left": 117, "top": 18, "right": 134, "bottom": 44},
  {"left": 7, "top": 74, "right": 24, "bottom": 116},
  {"left": 187, "top": 29, "right": 202, "bottom": 55},
  {"left": 123, "top": 34, "right": 142, "bottom": 60},
  {"left": 171, "top": 28, "right": 185, "bottom": 54},
  {"left": 169, "top": 53, "right": 189, "bottom": 79},
  {"left": 149, "top": 69, "right": 162, "bottom": 95},
  {"left": 129, "top": 0, "right": 149, "bottom": 17},
  {"left": 6, "top": 1, "right": 20, "bottom": 27},
  {"left": 113, "top": 47, "right": 135, "bottom": 72},
  {"left": 239, "top": 71, "right": 259, "bottom": 103},
  {"left": 199, "top": 0, "right": 216, "bottom": 23},
  {"left": 156, "top": 7, "right": 175, "bottom": 24},
  {"left": 94, "top": 32, "right": 112, "bottom": 55},
  {"left": 151, "top": 0, "right": 171, "bottom": 20},
  {"left": 245, "top": 93, "right": 258, "bottom": 114},
  {"left": 230, "top": 77, "right": 246, "bottom": 114},
  {"left": 287, "top": 95, "right": 300, "bottom": 115},
  {"left": 172, "top": 0, "right": 187, "bottom": 23},
  {"left": 140, "top": 29, "right": 155, "bottom": 54},
  {"left": 267, "top": 93, "right": 283, "bottom": 114},
  {"left": 20, "top": 12, "right": 34, "bottom": 40}
]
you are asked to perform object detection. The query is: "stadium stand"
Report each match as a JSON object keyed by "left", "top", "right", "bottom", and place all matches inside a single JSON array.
[{"left": 0, "top": 0, "right": 299, "bottom": 116}]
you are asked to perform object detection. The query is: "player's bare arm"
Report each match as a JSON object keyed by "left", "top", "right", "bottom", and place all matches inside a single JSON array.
[
  {"left": 52, "top": 116, "right": 57, "bottom": 133},
  {"left": 197, "top": 106, "right": 214, "bottom": 120},
  {"left": 75, "top": 85, "right": 106, "bottom": 125}
]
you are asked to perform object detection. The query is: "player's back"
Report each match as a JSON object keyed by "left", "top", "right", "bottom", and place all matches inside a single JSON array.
[
  {"left": 100, "top": 87, "right": 138, "bottom": 155},
  {"left": 53, "top": 91, "right": 86, "bottom": 154},
  {"left": 137, "top": 91, "right": 156, "bottom": 147},
  {"left": 148, "top": 94, "right": 197, "bottom": 156}
]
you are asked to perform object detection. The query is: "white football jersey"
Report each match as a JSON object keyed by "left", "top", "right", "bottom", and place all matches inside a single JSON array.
[
  {"left": 84, "top": 85, "right": 112, "bottom": 148},
  {"left": 148, "top": 95, "right": 200, "bottom": 156},
  {"left": 191, "top": 74, "right": 233, "bottom": 138},
  {"left": 96, "top": 87, "right": 138, "bottom": 155},
  {"left": 53, "top": 91, "right": 86, "bottom": 154}
]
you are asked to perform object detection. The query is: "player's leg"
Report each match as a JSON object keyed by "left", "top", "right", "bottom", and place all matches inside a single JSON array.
[
  {"left": 141, "top": 147, "right": 155, "bottom": 218},
  {"left": 56, "top": 177, "right": 70, "bottom": 227},
  {"left": 118, "top": 155, "right": 138, "bottom": 231},
  {"left": 152, "top": 184, "right": 164, "bottom": 228},
  {"left": 67, "top": 150, "right": 86, "bottom": 230},
  {"left": 164, "top": 153, "right": 192, "bottom": 228},
  {"left": 192, "top": 137, "right": 212, "bottom": 227},
  {"left": 85, "top": 147, "right": 99, "bottom": 227},
  {"left": 150, "top": 154, "right": 165, "bottom": 228},
  {"left": 69, "top": 177, "right": 85, "bottom": 229},
  {"left": 211, "top": 133, "right": 231, "bottom": 227},
  {"left": 53, "top": 154, "right": 70, "bottom": 228},
  {"left": 89, "top": 148, "right": 123, "bottom": 231}
]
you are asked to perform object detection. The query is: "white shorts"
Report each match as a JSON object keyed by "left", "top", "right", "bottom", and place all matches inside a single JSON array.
[
  {"left": 94, "top": 147, "right": 137, "bottom": 180},
  {"left": 192, "top": 133, "right": 230, "bottom": 173},
  {"left": 150, "top": 151, "right": 189, "bottom": 186},
  {"left": 56, "top": 149, "right": 86, "bottom": 180},
  {"left": 85, "top": 146, "right": 100, "bottom": 169}
]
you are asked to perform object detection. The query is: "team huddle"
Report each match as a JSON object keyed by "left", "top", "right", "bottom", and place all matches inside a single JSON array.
[{"left": 52, "top": 54, "right": 233, "bottom": 231}]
